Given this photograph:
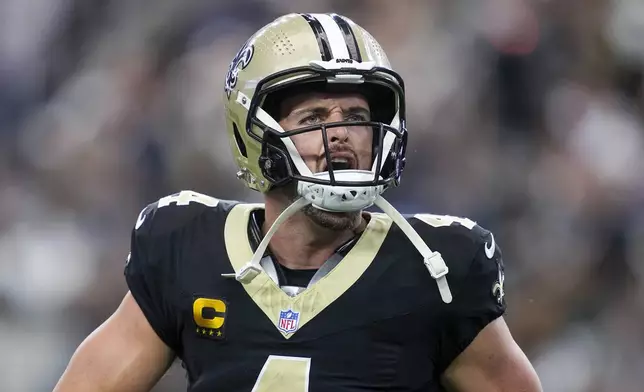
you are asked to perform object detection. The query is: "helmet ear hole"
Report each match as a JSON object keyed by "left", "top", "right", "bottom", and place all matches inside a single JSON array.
[
  {"left": 232, "top": 123, "right": 248, "bottom": 158},
  {"left": 259, "top": 133, "right": 293, "bottom": 186}
]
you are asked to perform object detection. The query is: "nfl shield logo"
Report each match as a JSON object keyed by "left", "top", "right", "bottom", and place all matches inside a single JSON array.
[{"left": 278, "top": 309, "right": 300, "bottom": 333}]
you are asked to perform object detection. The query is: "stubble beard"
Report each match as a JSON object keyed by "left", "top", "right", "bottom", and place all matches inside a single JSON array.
[
  {"left": 301, "top": 204, "right": 361, "bottom": 232},
  {"left": 282, "top": 182, "right": 361, "bottom": 231}
]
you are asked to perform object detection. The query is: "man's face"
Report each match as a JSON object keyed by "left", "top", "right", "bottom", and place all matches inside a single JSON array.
[
  {"left": 279, "top": 92, "right": 373, "bottom": 174},
  {"left": 277, "top": 91, "right": 373, "bottom": 231}
]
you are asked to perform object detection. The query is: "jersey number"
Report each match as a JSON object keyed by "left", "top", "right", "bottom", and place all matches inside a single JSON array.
[
  {"left": 251, "top": 355, "right": 311, "bottom": 392},
  {"left": 413, "top": 213, "right": 476, "bottom": 230},
  {"left": 158, "top": 190, "right": 219, "bottom": 208},
  {"left": 135, "top": 191, "right": 219, "bottom": 230}
]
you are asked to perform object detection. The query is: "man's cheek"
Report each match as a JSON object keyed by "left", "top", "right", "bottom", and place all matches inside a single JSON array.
[{"left": 354, "top": 146, "right": 373, "bottom": 170}]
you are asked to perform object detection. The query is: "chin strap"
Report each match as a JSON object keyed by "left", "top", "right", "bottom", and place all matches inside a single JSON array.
[
  {"left": 373, "top": 196, "right": 452, "bottom": 303},
  {"left": 222, "top": 197, "right": 311, "bottom": 283},
  {"left": 222, "top": 194, "right": 452, "bottom": 304}
]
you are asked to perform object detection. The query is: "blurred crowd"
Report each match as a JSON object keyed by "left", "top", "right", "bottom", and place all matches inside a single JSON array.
[{"left": 0, "top": 0, "right": 642, "bottom": 391}]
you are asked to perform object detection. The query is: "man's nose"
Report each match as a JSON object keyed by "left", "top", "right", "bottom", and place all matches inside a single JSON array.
[{"left": 326, "top": 112, "right": 349, "bottom": 143}]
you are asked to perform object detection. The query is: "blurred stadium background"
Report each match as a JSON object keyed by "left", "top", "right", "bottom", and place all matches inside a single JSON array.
[{"left": 0, "top": 0, "right": 643, "bottom": 391}]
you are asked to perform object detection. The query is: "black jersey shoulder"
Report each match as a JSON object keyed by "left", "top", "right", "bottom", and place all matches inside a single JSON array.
[
  {"left": 407, "top": 213, "right": 490, "bottom": 258},
  {"left": 133, "top": 190, "right": 240, "bottom": 238}
]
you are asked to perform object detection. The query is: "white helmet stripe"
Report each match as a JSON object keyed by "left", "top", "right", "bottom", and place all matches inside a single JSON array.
[{"left": 310, "top": 14, "right": 351, "bottom": 59}]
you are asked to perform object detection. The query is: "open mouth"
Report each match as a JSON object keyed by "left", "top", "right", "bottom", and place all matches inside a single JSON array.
[{"left": 321, "top": 156, "right": 357, "bottom": 172}]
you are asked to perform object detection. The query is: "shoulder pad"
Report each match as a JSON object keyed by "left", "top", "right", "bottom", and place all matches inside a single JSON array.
[{"left": 134, "top": 190, "right": 235, "bottom": 237}]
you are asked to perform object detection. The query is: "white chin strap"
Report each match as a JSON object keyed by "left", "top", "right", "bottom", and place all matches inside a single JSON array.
[
  {"left": 374, "top": 196, "right": 452, "bottom": 303},
  {"left": 221, "top": 197, "right": 312, "bottom": 284},
  {"left": 223, "top": 193, "right": 453, "bottom": 304}
]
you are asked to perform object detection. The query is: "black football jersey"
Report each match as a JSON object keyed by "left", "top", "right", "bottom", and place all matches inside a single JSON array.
[{"left": 124, "top": 191, "right": 506, "bottom": 392}]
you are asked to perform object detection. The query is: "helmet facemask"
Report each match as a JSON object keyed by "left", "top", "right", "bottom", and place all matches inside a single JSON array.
[{"left": 238, "top": 60, "right": 408, "bottom": 212}]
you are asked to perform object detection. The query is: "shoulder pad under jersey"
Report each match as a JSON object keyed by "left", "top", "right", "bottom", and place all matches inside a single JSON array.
[
  {"left": 133, "top": 190, "right": 235, "bottom": 237},
  {"left": 406, "top": 213, "right": 502, "bottom": 294}
]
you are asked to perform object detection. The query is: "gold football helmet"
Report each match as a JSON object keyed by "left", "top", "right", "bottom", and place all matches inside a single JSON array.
[{"left": 223, "top": 13, "right": 407, "bottom": 212}]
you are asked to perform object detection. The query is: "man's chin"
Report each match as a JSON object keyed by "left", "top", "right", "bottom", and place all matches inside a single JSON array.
[
  {"left": 276, "top": 181, "right": 361, "bottom": 231},
  {"left": 302, "top": 205, "right": 361, "bottom": 232}
]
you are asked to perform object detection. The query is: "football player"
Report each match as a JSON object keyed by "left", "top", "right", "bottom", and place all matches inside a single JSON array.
[{"left": 54, "top": 13, "right": 542, "bottom": 392}]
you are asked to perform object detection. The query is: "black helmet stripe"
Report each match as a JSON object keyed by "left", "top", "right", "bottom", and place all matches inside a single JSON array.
[
  {"left": 300, "top": 13, "right": 332, "bottom": 61},
  {"left": 330, "top": 14, "right": 362, "bottom": 62}
]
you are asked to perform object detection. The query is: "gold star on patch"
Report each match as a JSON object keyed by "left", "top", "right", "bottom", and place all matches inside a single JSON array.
[
  {"left": 209, "top": 330, "right": 214, "bottom": 336},
  {"left": 217, "top": 330, "right": 222, "bottom": 337}
]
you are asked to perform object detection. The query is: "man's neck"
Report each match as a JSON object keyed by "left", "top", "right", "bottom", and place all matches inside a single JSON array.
[{"left": 262, "top": 195, "right": 366, "bottom": 270}]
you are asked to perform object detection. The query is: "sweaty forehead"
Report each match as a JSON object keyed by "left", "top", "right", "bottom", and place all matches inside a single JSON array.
[{"left": 280, "top": 92, "right": 369, "bottom": 117}]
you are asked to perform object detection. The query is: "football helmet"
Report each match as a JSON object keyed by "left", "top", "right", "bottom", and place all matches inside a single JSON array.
[
  {"left": 223, "top": 13, "right": 452, "bottom": 304},
  {"left": 223, "top": 13, "right": 407, "bottom": 212}
]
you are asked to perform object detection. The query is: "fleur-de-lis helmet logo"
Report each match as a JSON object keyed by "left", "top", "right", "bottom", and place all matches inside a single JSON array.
[{"left": 224, "top": 42, "right": 254, "bottom": 99}]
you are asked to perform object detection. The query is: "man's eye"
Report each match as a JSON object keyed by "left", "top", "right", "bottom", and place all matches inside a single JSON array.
[
  {"left": 346, "top": 114, "right": 368, "bottom": 122},
  {"left": 299, "top": 115, "right": 322, "bottom": 125}
]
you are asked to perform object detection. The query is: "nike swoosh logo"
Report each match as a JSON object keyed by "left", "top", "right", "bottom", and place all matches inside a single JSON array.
[
  {"left": 484, "top": 233, "right": 495, "bottom": 259},
  {"left": 135, "top": 209, "right": 147, "bottom": 230}
]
